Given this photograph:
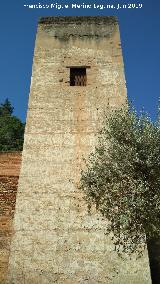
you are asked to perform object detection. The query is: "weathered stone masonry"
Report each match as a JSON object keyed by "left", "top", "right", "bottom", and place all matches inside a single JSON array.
[
  {"left": 0, "top": 153, "right": 21, "bottom": 284},
  {"left": 7, "top": 17, "right": 151, "bottom": 283}
]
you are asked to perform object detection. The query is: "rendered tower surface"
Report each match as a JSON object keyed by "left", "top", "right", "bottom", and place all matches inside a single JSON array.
[{"left": 7, "top": 17, "right": 151, "bottom": 283}]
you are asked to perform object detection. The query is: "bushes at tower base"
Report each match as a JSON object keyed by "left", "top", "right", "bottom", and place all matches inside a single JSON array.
[
  {"left": 0, "top": 99, "right": 25, "bottom": 152},
  {"left": 80, "top": 105, "right": 160, "bottom": 283}
]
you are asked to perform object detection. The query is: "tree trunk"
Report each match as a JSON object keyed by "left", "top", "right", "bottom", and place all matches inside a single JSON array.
[{"left": 146, "top": 236, "right": 160, "bottom": 283}]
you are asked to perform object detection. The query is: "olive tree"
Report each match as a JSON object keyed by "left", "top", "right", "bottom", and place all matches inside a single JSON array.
[{"left": 80, "top": 106, "right": 160, "bottom": 283}]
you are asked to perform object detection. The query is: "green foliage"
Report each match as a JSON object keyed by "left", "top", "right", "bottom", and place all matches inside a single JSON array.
[
  {"left": 0, "top": 99, "right": 25, "bottom": 152},
  {"left": 0, "top": 98, "right": 14, "bottom": 116},
  {"left": 80, "top": 106, "right": 160, "bottom": 255}
]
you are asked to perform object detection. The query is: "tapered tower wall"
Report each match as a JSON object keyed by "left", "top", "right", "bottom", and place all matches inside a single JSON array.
[{"left": 7, "top": 17, "right": 151, "bottom": 283}]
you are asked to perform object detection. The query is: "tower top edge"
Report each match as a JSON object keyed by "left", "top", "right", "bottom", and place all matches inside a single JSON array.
[{"left": 38, "top": 16, "right": 118, "bottom": 25}]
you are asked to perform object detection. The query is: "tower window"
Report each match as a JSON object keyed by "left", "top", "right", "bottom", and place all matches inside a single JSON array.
[{"left": 70, "top": 68, "right": 87, "bottom": 86}]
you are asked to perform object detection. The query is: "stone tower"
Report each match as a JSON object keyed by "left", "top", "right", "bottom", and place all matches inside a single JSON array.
[{"left": 7, "top": 17, "right": 151, "bottom": 283}]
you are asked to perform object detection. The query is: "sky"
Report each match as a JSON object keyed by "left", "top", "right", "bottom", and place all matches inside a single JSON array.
[{"left": 0, "top": 0, "right": 160, "bottom": 122}]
